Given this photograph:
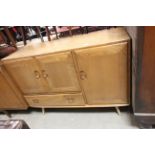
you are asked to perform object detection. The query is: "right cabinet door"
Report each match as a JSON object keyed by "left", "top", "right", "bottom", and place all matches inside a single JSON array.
[{"left": 74, "top": 42, "right": 129, "bottom": 105}]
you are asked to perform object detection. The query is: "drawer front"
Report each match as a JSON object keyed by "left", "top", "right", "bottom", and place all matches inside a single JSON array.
[{"left": 25, "top": 93, "right": 85, "bottom": 107}]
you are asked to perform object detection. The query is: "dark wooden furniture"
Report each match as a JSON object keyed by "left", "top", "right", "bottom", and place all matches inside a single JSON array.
[
  {"left": 55, "top": 26, "right": 83, "bottom": 37},
  {"left": 0, "top": 46, "right": 17, "bottom": 59},
  {"left": 127, "top": 26, "right": 155, "bottom": 128},
  {"left": 0, "top": 27, "right": 17, "bottom": 48},
  {"left": 19, "top": 26, "right": 56, "bottom": 43},
  {"left": 84, "top": 26, "right": 117, "bottom": 33}
]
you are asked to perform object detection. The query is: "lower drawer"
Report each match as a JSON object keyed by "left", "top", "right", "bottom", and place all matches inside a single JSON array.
[{"left": 24, "top": 93, "right": 85, "bottom": 107}]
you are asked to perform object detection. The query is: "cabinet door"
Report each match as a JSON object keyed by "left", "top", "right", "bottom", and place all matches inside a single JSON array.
[
  {"left": 0, "top": 66, "right": 27, "bottom": 109},
  {"left": 36, "top": 52, "right": 80, "bottom": 93},
  {"left": 74, "top": 42, "right": 128, "bottom": 105},
  {"left": 3, "top": 57, "right": 46, "bottom": 94}
]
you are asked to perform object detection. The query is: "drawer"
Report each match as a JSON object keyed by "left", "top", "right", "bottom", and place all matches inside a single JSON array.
[{"left": 24, "top": 93, "right": 85, "bottom": 107}]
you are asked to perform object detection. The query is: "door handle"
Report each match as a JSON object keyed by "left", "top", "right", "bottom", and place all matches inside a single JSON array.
[
  {"left": 41, "top": 70, "right": 48, "bottom": 79},
  {"left": 79, "top": 70, "right": 87, "bottom": 80},
  {"left": 66, "top": 97, "right": 74, "bottom": 103},
  {"left": 34, "top": 70, "right": 40, "bottom": 79},
  {"left": 32, "top": 99, "right": 39, "bottom": 103}
]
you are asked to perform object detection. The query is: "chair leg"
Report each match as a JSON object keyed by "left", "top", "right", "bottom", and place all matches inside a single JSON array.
[
  {"left": 0, "top": 31, "right": 8, "bottom": 44},
  {"left": 19, "top": 26, "right": 27, "bottom": 45},
  {"left": 85, "top": 26, "right": 89, "bottom": 33},
  {"left": 45, "top": 26, "right": 51, "bottom": 41},
  {"left": 68, "top": 27, "right": 72, "bottom": 36},
  {"left": 36, "top": 26, "right": 44, "bottom": 42},
  {"left": 80, "top": 26, "right": 84, "bottom": 34},
  {"left": 53, "top": 26, "right": 58, "bottom": 39},
  {"left": 3, "top": 27, "right": 17, "bottom": 48}
]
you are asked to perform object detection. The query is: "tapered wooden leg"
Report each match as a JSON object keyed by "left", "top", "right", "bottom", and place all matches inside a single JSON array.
[
  {"left": 115, "top": 107, "right": 120, "bottom": 115},
  {"left": 1, "top": 110, "right": 11, "bottom": 118},
  {"left": 42, "top": 108, "right": 45, "bottom": 115}
]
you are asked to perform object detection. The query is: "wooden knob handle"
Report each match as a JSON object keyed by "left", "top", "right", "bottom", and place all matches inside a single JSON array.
[
  {"left": 42, "top": 70, "right": 48, "bottom": 79},
  {"left": 64, "top": 96, "right": 74, "bottom": 103},
  {"left": 80, "top": 70, "right": 87, "bottom": 80},
  {"left": 34, "top": 70, "right": 40, "bottom": 79},
  {"left": 67, "top": 97, "right": 74, "bottom": 103},
  {"left": 32, "top": 99, "right": 39, "bottom": 103}
]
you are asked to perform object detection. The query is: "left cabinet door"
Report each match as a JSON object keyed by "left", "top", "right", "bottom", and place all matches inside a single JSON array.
[
  {"left": 3, "top": 57, "right": 47, "bottom": 94},
  {"left": 0, "top": 65, "right": 28, "bottom": 109},
  {"left": 36, "top": 52, "right": 81, "bottom": 93}
]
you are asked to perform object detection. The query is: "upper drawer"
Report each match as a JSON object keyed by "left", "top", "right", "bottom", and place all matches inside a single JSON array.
[{"left": 25, "top": 93, "right": 85, "bottom": 107}]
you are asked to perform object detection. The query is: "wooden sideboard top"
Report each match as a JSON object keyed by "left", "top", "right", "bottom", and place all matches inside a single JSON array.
[{"left": 2, "top": 27, "right": 130, "bottom": 61}]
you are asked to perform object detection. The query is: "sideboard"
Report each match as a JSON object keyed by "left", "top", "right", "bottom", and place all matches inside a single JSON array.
[{"left": 0, "top": 27, "right": 130, "bottom": 112}]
